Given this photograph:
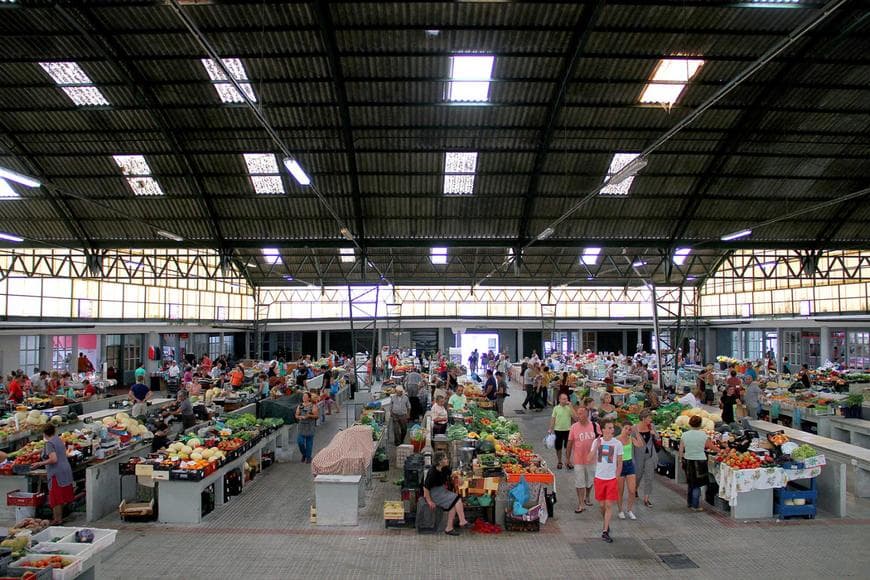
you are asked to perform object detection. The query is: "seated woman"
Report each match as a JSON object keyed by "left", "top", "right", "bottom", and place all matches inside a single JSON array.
[{"left": 423, "top": 452, "right": 469, "bottom": 536}]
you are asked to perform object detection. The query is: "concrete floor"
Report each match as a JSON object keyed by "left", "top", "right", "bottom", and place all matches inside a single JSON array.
[{"left": 17, "top": 382, "right": 870, "bottom": 579}]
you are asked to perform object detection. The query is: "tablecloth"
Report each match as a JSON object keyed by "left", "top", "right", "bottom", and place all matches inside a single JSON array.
[{"left": 713, "top": 455, "right": 825, "bottom": 505}]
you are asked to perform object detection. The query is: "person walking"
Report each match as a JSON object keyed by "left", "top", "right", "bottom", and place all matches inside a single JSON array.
[
  {"left": 588, "top": 420, "right": 622, "bottom": 543},
  {"left": 547, "top": 393, "right": 574, "bottom": 469},
  {"left": 404, "top": 367, "right": 424, "bottom": 421},
  {"left": 295, "top": 391, "right": 318, "bottom": 463},
  {"left": 633, "top": 410, "right": 659, "bottom": 508},
  {"left": 390, "top": 386, "right": 411, "bottom": 446},
  {"left": 495, "top": 371, "right": 509, "bottom": 417},
  {"left": 615, "top": 420, "right": 640, "bottom": 521},
  {"left": 680, "top": 415, "right": 713, "bottom": 512},
  {"left": 566, "top": 406, "right": 599, "bottom": 513},
  {"left": 521, "top": 361, "right": 535, "bottom": 410}
]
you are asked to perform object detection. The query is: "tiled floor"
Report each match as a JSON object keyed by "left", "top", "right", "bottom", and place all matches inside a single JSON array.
[{"left": 27, "top": 384, "right": 870, "bottom": 578}]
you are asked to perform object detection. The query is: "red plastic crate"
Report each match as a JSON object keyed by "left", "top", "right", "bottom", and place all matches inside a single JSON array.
[{"left": 6, "top": 490, "right": 46, "bottom": 507}]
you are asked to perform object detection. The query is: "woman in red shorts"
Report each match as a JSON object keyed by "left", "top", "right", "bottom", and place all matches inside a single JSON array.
[{"left": 31, "top": 424, "right": 75, "bottom": 524}]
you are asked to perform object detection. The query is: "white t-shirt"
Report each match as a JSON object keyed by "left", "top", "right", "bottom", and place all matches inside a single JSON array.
[
  {"left": 590, "top": 437, "right": 623, "bottom": 481},
  {"left": 679, "top": 392, "right": 700, "bottom": 408}
]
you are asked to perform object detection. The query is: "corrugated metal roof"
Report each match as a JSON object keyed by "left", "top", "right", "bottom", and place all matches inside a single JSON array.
[{"left": 0, "top": 0, "right": 867, "bottom": 286}]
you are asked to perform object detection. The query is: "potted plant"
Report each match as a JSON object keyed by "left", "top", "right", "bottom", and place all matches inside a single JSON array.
[{"left": 840, "top": 393, "right": 864, "bottom": 419}]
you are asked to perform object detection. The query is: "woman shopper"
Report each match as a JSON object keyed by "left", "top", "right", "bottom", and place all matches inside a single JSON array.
[
  {"left": 423, "top": 452, "right": 470, "bottom": 536},
  {"left": 615, "top": 420, "right": 640, "bottom": 521},
  {"left": 547, "top": 393, "right": 574, "bottom": 469},
  {"left": 30, "top": 425, "right": 75, "bottom": 525},
  {"left": 633, "top": 409, "right": 659, "bottom": 508},
  {"left": 680, "top": 415, "right": 713, "bottom": 511},
  {"left": 295, "top": 392, "right": 318, "bottom": 463}
]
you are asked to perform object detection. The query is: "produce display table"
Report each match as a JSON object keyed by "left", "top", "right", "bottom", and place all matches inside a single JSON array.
[
  {"left": 750, "top": 420, "right": 870, "bottom": 516},
  {"left": 710, "top": 456, "right": 825, "bottom": 520},
  {"left": 156, "top": 425, "right": 287, "bottom": 524},
  {"left": 826, "top": 417, "right": 870, "bottom": 449},
  {"left": 85, "top": 442, "right": 151, "bottom": 522}
]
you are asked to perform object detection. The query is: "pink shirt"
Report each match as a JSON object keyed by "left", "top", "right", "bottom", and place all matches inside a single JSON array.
[{"left": 569, "top": 421, "right": 598, "bottom": 465}]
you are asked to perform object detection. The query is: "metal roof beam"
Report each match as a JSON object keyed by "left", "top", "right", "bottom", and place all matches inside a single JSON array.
[
  {"left": 667, "top": 4, "right": 861, "bottom": 245},
  {"left": 519, "top": 1, "right": 602, "bottom": 245},
  {"left": 313, "top": 0, "right": 365, "bottom": 246},
  {"left": 3, "top": 238, "right": 864, "bottom": 251},
  {"left": 0, "top": 125, "right": 94, "bottom": 251},
  {"left": 54, "top": 4, "right": 256, "bottom": 288}
]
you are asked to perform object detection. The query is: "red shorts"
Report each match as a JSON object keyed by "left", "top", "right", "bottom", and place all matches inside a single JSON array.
[
  {"left": 594, "top": 477, "right": 618, "bottom": 502},
  {"left": 49, "top": 477, "right": 75, "bottom": 508}
]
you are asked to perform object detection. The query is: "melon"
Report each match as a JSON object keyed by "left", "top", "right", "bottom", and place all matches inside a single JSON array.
[
  {"left": 187, "top": 437, "right": 201, "bottom": 448},
  {"left": 50, "top": 416, "right": 63, "bottom": 426},
  {"left": 190, "top": 452, "right": 203, "bottom": 461}
]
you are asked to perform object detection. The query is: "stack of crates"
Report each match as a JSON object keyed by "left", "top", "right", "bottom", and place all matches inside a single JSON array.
[
  {"left": 403, "top": 454, "right": 425, "bottom": 489},
  {"left": 396, "top": 444, "right": 415, "bottom": 470},
  {"left": 384, "top": 500, "right": 409, "bottom": 528}
]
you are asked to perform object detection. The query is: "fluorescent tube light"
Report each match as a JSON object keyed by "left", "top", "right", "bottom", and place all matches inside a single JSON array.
[
  {"left": 0, "top": 232, "right": 24, "bottom": 242},
  {"left": 0, "top": 167, "right": 41, "bottom": 188},
  {"left": 721, "top": 229, "right": 752, "bottom": 241},
  {"left": 284, "top": 158, "right": 311, "bottom": 186},
  {"left": 156, "top": 230, "right": 184, "bottom": 242},
  {"left": 537, "top": 227, "right": 555, "bottom": 241}
]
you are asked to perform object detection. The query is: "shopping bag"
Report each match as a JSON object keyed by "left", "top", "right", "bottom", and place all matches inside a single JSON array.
[{"left": 544, "top": 432, "right": 556, "bottom": 449}]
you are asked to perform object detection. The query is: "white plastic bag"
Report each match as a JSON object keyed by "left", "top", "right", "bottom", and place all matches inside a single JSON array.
[{"left": 544, "top": 432, "right": 556, "bottom": 449}]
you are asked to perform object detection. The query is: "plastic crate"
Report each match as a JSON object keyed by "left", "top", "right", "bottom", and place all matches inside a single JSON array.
[
  {"left": 0, "top": 565, "right": 52, "bottom": 580},
  {"left": 30, "top": 542, "right": 95, "bottom": 560},
  {"left": 504, "top": 515, "right": 540, "bottom": 532},
  {"left": 9, "top": 555, "right": 82, "bottom": 580},
  {"left": 31, "top": 528, "right": 80, "bottom": 545},
  {"left": 6, "top": 491, "right": 45, "bottom": 507}
]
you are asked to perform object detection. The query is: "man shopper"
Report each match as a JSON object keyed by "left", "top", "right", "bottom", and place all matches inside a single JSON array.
[{"left": 566, "top": 406, "right": 599, "bottom": 512}]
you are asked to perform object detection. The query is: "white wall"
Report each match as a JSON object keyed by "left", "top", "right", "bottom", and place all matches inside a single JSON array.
[{"left": 0, "top": 335, "right": 20, "bottom": 375}]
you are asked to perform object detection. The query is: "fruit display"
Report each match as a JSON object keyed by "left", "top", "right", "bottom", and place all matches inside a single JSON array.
[
  {"left": 790, "top": 444, "right": 818, "bottom": 460},
  {"left": 673, "top": 408, "right": 722, "bottom": 431},
  {"left": 1, "top": 535, "right": 31, "bottom": 558},
  {"left": 7, "top": 440, "right": 46, "bottom": 466},
  {"left": 15, "top": 555, "right": 75, "bottom": 569},
  {"left": 769, "top": 433, "right": 789, "bottom": 446},
  {"left": 715, "top": 449, "right": 774, "bottom": 470}
]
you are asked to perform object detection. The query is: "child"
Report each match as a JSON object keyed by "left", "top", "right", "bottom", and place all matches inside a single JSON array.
[{"left": 588, "top": 420, "right": 623, "bottom": 543}]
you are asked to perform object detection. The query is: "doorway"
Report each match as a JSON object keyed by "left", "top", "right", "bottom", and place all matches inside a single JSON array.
[{"left": 460, "top": 332, "right": 499, "bottom": 374}]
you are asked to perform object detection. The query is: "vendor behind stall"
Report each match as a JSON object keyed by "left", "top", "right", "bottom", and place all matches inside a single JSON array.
[
  {"left": 431, "top": 395, "right": 449, "bottom": 435},
  {"left": 171, "top": 389, "right": 197, "bottom": 429},
  {"left": 150, "top": 420, "right": 171, "bottom": 453},
  {"left": 129, "top": 377, "right": 152, "bottom": 417},
  {"left": 30, "top": 425, "right": 74, "bottom": 525},
  {"left": 448, "top": 385, "right": 467, "bottom": 412},
  {"left": 80, "top": 380, "right": 96, "bottom": 401}
]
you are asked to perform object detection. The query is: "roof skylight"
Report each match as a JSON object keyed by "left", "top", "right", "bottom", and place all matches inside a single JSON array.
[
  {"left": 201, "top": 58, "right": 257, "bottom": 104},
  {"left": 443, "top": 151, "right": 478, "bottom": 195},
  {"left": 673, "top": 247, "right": 691, "bottom": 266},
  {"left": 639, "top": 58, "right": 705, "bottom": 106},
  {"left": 244, "top": 153, "right": 285, "bottom": 194},
  {"left": 431, "top": 247, "right": 448, "bottom": 265},
  {"left": 339, "top": 248, "right": 355, "bottom": 263},
  {"left": 112, "top": 155, "right": 165, "bottom": 196},
  {"left": 0, "top": 180, "right": 20, "bottom": 199},
  {"left": 600, "top": 153, "right": 641, "bottom": 196},
  {"left": 262, "top": 247, "right": 282, "bottom": 266},
  {"left": 38, "top": 62, "right": 109, "bottom": 107},
  {"left": 580, "top": 247, "right": 602, "bottom": 265},
  {"left": 447, "top": 55, "right": 495, "bottom": 102}
]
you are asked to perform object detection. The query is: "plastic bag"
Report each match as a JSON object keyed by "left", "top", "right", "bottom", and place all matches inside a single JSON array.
[
  {"left": 275, "top": 448, "right": 294, "bottom": 463},
  {"left": 508, "top": 476, "right": 530, "bottom": 516},
  {"left": 544, "top": 432, "right": 556, "bottom": 449}
]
